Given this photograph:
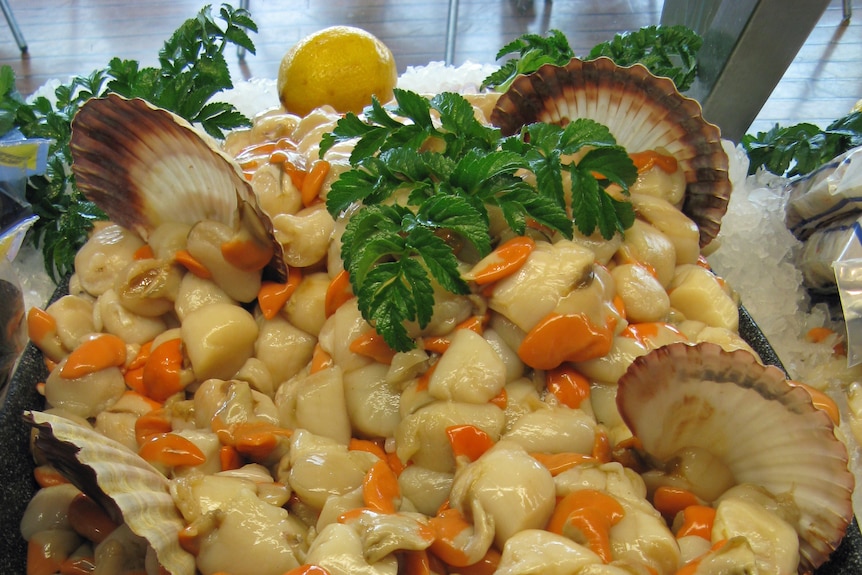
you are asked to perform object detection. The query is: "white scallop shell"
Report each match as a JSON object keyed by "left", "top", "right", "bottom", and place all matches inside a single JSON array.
[
  {"left": 616, "top": 342, "right": 854, "bottom": 574},
  {"left": 24, "top": 410, "right": 195, "bottom": 575},
  {"left": 490, "top": 57, "right": 730, "bottom": 248},
  {"left": 70, "top": 93, "right": 287, "bottom": 280},
  {"left": 70, "top": 93, "right": 249, "bottom": 239}
]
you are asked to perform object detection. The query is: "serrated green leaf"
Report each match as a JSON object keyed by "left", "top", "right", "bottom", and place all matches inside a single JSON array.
[
  {"left": 392, "top": 88, "right": 434, "bottom": 130},
  {"left": 450, "top": 149, "right": 526, "bottom": 193},
  {"left": 364, "top": 96, "right": 405, "bottom": 129},
  {"left": 414, "top": 193, "right": 491, "bottom": 256},
  {"left": 569, "top": 167, "right": 601, "bottom": 237},
  {"left": 558, "top": 118, "right": 618, "bottom": 151},
  {"left": 1, "top": 3, "right": 258, "bottom": 278},
  {"left": 587, "top": 25, "right": 703, "bottom": 91},
  {"left": 360, "top": 262, "right": 418, "bottom": 351},
  {"left": 404, "top": 225, "right": 470, "bottom": 296},
  {"left": 577, "top": 146, "right": 637, "bottom": 190},
  {"left": 326, "top": 158, "right": 393, "bottom": 216},
  {"left": 482, "top": 29, "right": 574, "bottom": 91}
]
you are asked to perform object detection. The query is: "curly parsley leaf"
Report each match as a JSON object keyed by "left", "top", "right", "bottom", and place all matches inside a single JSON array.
[
  {"left": 480, "top": 29, "right": 574, "bottom": 91},
  {"left": 483, "top": 25, "right": 703, "bottom": 93},
  {"left": 106, "top": 3, "right": 256, "bottom": 138},
  {"left": 341, "top": 204, "right": 471, "bottom": 351},
  {"left": 587, "top": 25, "right": 703, "bottom": 92},
  {"left": 741, "top": 112, "right": 862, "bottom": 177},
  {"left": 326, "top": 91, "right": 637, "bottom": 349},
  {"left": 321, "top": 89, "right": 499, "bottom": 164},
  {"left": 503, "top": 119, "right": 637, "bottom": 239},
  {"left": 1, "top": 3, "right": 256, "bottom": 279}
]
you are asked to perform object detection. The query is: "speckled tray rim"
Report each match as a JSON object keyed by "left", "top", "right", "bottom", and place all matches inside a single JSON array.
[{"left": 1, "top": 281, "right": 859, "bottom": 574}]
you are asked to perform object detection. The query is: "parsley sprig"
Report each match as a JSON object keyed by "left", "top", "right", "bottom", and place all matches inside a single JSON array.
[
  {"left": 0, "top": 3, "right": 256, "bottom": 280},
  {"left": 481, "top": 25, "right": 703, "bottom": 93},
  {"left": 321, "top": 89, "right": 636, "bottom": 351},
  {"left": 741, "top": 111, "right": 862, "bottom": 177},
  {"left": 480, "top": 30, "right": 574, "bottom": 92},
  {"left": 587, "top": 25, "right": 703, "bottom": 92}
]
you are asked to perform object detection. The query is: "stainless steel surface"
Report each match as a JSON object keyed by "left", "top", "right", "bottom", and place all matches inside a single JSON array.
[
  {"left": 445, "top": 0, "right": 458, "bottom": 65},
  {"left": 662, "top": 0, "right": 832, "bottom": 141}
]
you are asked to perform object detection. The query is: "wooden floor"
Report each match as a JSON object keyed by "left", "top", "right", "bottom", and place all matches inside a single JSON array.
[{"left": 0, "top": 0, "right": 860, "bottom": 138}]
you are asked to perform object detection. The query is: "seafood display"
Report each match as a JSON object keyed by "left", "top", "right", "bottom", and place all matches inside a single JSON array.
[
  {"left": 13, "top": 58, "right": 855, "bottom": 575},
  {"left": 491, "top": 57, "right": 731, "bottom": 248}
]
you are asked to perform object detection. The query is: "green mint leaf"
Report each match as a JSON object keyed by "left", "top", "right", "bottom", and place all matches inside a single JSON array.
[
  {"left": 364, "top": 96, "right": 407, "bottom": 129},
  {"left": 742, "top": 122, "right": 829, "bottom": 176},
  {"left": 320, "top": 113, "right": 387, "bottom": 161},
  {"left": 568, "top": 163, "right": 634, "bottom": 239},
  {"left": 194, "top": 101, "right": 250, "bottom": 138},
  {"left": 497, "top": 185, "right": 574, "bottom": 239},
  {"left": 480, "top": 60, "right": 518, "bottom": 93},
  {"left": 341, "top": 205, "right": 405, "bottom": 283},
  {"left": 449, "top": 149, "right": 526, "bottom": 195},
  {"left": 509, "top": 124, "right": 566, "bottom": 208},
  {"left": 569, "top": 167, "right": 601, "bottom": 237},
  {"left": 505, "top": 119, "right": 634, "bottom": 239}
]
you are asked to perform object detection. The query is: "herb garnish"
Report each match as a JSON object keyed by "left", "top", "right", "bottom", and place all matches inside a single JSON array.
[
  {"left": 480, "top": 30, "right": 575, "bottom": 92},
  {"left": 587, "top": 25, "right": 702, "bottom": 92},
  {"left": 321, "top": 89, "right": 636, "bottom": 351},
  {"left": 481, "top": 25, "right": 703, "bottom": 93},
  {"left": 741, "top": 111, "right": 862, "bottom": 177},
  {"left": 0, "top": 3, "right": 257, "bottom": 280}
]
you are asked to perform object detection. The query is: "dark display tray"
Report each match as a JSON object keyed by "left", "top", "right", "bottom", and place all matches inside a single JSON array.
[{"left": 1, "top": 287, "right": 859, "bottom": 574}]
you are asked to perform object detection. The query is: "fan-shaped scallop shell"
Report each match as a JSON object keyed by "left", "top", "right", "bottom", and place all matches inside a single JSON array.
[
  {"left": 24, "top": 410, "right": 195, "bottom": 575},
  {"left": 70, "top": 93, "right": 286, "bottom": 280},
  {"left": 616, "top": 342, "right": 853, "bottom": 574},
  {"left": 490, "top": 57, "right": 730, "bottom": 248}
]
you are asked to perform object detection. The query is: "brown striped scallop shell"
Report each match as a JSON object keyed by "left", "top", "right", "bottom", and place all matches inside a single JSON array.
[
  {"left": 490, "top": 57, "right": 731, "bottom": 248},
  {"left": 24, "top": 411, "right": 195, "bottom": 575},
  {"left": 70, "top": 93, "right": 287, "bottom": 280},
  {"left": 616, "top": 342, "right": 853, "bottom": 574}
]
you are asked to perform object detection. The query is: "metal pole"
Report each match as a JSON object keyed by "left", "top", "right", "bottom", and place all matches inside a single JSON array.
[
  {"left": 238, "top": 0, "right": 249, "bottom": 60},
  {"left": 0, "top": 0, "right": 27, "bottom": 54},
  {"left": 445, "top": 0, "right": 459, "bottom": 65}
]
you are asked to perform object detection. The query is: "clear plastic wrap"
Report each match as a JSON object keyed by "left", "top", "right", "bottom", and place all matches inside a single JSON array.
[{"left": 0, "top": 129, "right": 47, "bottom": 389}]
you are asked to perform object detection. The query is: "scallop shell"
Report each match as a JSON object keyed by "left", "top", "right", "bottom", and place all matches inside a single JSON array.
[
  {"left": 70, "top": 93, "right": 287, "bottom": 280},
  {"left": 24, "top": 410, "right": 195, "bottom": 575},
  {"left": 616, "top": 342, "right": 853, "bottom": 574},
  {"left": 490, "top": 57, "right": 730, "bottom": 248}
]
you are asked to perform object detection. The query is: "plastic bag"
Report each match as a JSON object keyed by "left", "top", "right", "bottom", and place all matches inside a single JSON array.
[
  {"left": 786, "top": 145, "right": 862, "bottom": 240},
  {"left": 0, "top": 259, "right": 25, "bottom": 391},
  {"left": 0, "top": 129, "right": 48, "bottom": 389}
]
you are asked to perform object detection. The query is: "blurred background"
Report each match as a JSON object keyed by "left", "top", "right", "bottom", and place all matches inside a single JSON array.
[{"left": 0, "top": 0, "right": 859, "bottom": 137}]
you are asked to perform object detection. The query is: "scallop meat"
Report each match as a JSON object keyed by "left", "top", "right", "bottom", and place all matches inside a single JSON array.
[
  {"left": 69, "top": 93, "right": 286, "bottom": 280},
  {"left": 24, "top": 410, "right": 195, "bottom": 575},
  {"left": 490, "top": 57, "right": 730, "bottom": 247},
  {"left": 616, "top": 342, "right": 854, "bottom": 574}
]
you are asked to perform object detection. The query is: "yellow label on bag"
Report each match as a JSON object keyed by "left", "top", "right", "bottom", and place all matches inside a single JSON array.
[{"left": 0, "top": 143, "right": 42, "bottom": 171}]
